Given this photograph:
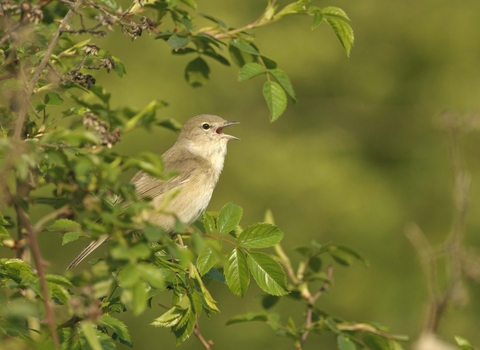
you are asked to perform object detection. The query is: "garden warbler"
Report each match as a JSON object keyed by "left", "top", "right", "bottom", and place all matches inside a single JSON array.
[{"left": 67, "top": 114, "right": 239, "bottom": 269}]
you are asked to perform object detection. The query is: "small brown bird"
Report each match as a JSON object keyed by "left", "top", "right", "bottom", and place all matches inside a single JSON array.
[{"left": 67, "top": 114, "right": 239, "bottom": 269}]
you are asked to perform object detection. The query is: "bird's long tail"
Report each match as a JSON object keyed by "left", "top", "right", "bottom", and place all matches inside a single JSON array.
[{"left": 66, "top": 235, "right": 109, "bottom": 269}]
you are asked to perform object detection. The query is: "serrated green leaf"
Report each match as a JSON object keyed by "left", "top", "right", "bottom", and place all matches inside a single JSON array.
[
  {"left": 225, "top": 248, "right": 250, "bottom": 297},
  {"left": 270, "top": 69, "right": 296, "bottom": 103},
  {"left": 45, "top": 92, "right": 64, "bottom": 105},
  {"left": 230, "top": 39, "right": 259, "bottom": 55},
  {"left": 47, "top": 219, "right": 81, "bottom": 232},
  {"left": 217, "top": 202, "right": 243, "bottom": 236},
  {"left": 238, "top": 223, "right": 284, "bottom": 249},
  {"left": 202, "top": 211, "right": 216, "bottom": 234},
  {"left": 172, "top": 307, "right": 195, "bottom": 345},
  {"left": 100, "top": 315, "right": 131, "bottom": 342},
  {"left": 322, "top": 6, "right": 350, "bottom": 21},
  {"left": 184, "top": 57, "right": 210, "bottom": 87},
  {"left": 151, "top": 306, "right": 184, "bottom": 328},
  {"left": 263, "top": 80, "right": 287, "bottom": 122},
  {"left": 338, "top": 335, "right": 356, "bottom": 350},
  {"left": 168, "top": 34, "right": 191, "bottom": 50},
  {"left": 326, "top": 18, "right": 354, "bottom": 57},
  {"left": 246, "top": 252, "right": 288, "bottom": 296},
  {"left": 238, "top": 62, "right": 267, "bottom": 82},
  {"left": 62, "top": 231, "right": 85, "bottom": 245},
  {"left": 197, "top": 247, "right": 216, "bottom": 276}
]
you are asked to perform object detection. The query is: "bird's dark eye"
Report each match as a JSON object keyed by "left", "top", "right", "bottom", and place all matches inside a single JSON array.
[{"left": 202, "top": 123, "right": 210, "bottom": 130}]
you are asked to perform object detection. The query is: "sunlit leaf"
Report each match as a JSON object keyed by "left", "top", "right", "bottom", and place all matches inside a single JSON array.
[
  {"left": 338, "top": 335, "right": 356, "bottom": 350},
  {"left": 246, "top": 252, "right": 288, "bottom": 296},
  {"left": 270, "top": 69, "right": 296, "bottom": 103},
  {"left": 263, "top": 80, "right": 287, "bottom": 122},
  {"left": 238, "top": 62, "right": 267, "bottom": 82},
  {"left": 238, "top": 223, "right": 283, "bottom": 249},
  {"left": 217, "top": 202, "right": 242, "bottom": 236},
  {"left": 225, "top": 248, "right": 250, "bottom": 296},
  {"left": 326, "top": 18, "right": 354, "bottom": 57}
]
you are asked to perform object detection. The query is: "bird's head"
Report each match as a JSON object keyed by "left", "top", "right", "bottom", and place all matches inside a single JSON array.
[{"left": 177, "top": 114, "right": 239, "bottom": 158}]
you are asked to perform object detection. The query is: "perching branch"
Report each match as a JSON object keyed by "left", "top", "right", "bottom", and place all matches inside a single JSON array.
[{"left": 193, "top": 318, "right": 213, "bottom": 350}]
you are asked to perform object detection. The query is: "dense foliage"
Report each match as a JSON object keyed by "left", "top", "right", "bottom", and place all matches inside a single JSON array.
[{"left": 2, "top": 0, "right": 470, "bottom": 349}]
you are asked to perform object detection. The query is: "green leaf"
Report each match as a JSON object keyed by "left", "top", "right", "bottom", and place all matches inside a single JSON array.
[
  {"left": 202, "top": 50, "right": 230, "bottom": 66},
  {"left": 322, "top": 6, "right": 350, "bottom": 21},
  {"left": 197, "top": 247, "right": 216, "bottom": 276},
  {"left": 238, "top": 62, "right": 267, "bottom": 82},
  {"left": 261, "top": 294, "right": 280, "bottom": 310},
  {"left": 363, "top": 333, "right": 391, "bottom": 350},
  {"left": 328, "top": 245, "right": 369, "bottom": 267},
  {"left": 45, "top": 92, "right": 64, "bottom": 105},
  {"left": 131, "top": 281, "right": 148, "bottom": 315},
  {"left": 225, "top": 248, "right": 250, "bottom": 297},
  {"left": 338, "top": 335, "right": 356, "bottom": 350},
  {"left": 246, "top": 252, "right": 288, "bottom": 296},
  {"left": 238, "top": 223, "right": 283, "bottom": 249},
  {"left": 263, "top": 80, "right": 287, "bottom": 122},
  {"left": 80, "top": 321, "right": 103, "bottom": 350},
  {"left": 230, "top": 39, "right": 259, "bottom": 55},
  {"left": 172, "top": 306, "right": 195, "bottom": 345},
  {"left": 62, "top": 231, "right": 85, "bottom": 245},
  {"left": 312, "top": 11, "right": 324, "bottom": 30},
  {"left": 270, "top": 69, "right": 296, "bottom": 103},
  {"left": 46, "top": 274, "right": 73, "bottom": 287},
  {"left": 137, "top": 263, "right": 166, "bottom": 289},
  {"left": 157, "top": 117, "right": 182, "bottom": 131},
  {"left": 202, "top": 211, "right": 216, "bottom": 234},
  {"left": 47, "top": 219, "right": 81, "bottom": 232},
  {"left": 112, "top": 56, "right": 126, "bottom": 77},
  {"left": 180, "top": 0, "right": 196, "bottom": 9},
  {"left": 199, "top": 13, "right": 226, "bottom": 28},
  {"left": 184, "top": 57, "right": 210, "bottom": 87},
  {"left": 100, "top": 315, "right": 131, "bottom": 343},
  {"left": 455, "top": 336, "right": 474, "bottom": 350},
  {"left": 124, "top": 100, "right": 163, "bottom": 132},
  {"left": 217, "top": 202, "right": 243, "bottom": 236},
  {"left": 167, "top": 34, "right": 191, "bottom": 50},
  {"left": 228, "top": 44, "right": 256, "bottom": 67},
  {"left": 118, "top": 264, "right": 140, "bottom": 287},
  {"left": 326, "top": 18, "right": 354, "bottom": 57},
  {"left": 151, "top": 306, "right": 184, "bottom": 327},
  {"left": 226, "top": 311, "right": 273, "bottom": 325}
]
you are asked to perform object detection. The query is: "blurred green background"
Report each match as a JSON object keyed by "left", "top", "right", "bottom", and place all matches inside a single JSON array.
[{"left": 35, "top": 0, "right": 480, "bottom": 348}]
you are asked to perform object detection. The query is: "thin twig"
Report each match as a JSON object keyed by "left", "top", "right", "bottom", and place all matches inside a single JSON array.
[
  {"left": 15, "top": 203, "right": 60, "bottom": 349},
  {"left": 13, "top": 0, "right": 84, "bottom": 140},
  {"left": 193, "top": 318, "right": 213, "bottom": 350},
  {"left": 299, "top": 265, "right": 333, "bottom": 348}
]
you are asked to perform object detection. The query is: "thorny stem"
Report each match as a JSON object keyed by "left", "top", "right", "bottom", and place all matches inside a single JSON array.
[{"left": 193, "top": 318, "right": 213, "bottom": 350}]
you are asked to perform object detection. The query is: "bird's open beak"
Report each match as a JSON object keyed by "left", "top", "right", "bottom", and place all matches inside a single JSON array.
[{"left": 217, "top": 121, "right": 240, "bottom": 140}]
